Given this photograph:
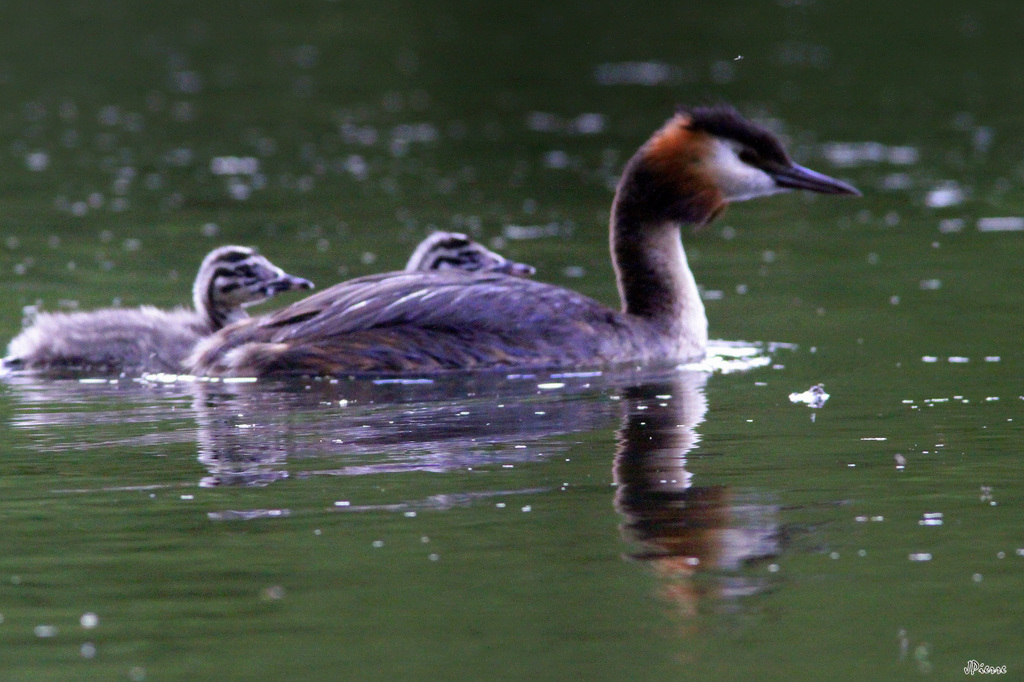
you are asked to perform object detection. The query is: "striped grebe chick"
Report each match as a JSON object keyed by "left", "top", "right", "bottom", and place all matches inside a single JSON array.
[
  {"left": 3, "top": 245, "right": 312, "bottom": 375},
  {"left": 188, "top": 106, "right": 859, "bottom": 377},
  {"left": 405, "top": 231, "right": 535, "bottom": 277}
]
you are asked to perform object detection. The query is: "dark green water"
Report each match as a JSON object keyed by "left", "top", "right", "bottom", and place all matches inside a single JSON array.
[{"left": 1, "top": 2, "right": 1022, "bottom": 680}]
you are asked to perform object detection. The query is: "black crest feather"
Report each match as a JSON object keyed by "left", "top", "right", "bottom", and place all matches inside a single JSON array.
[{"left": 679, "top": 105, "right": 791, "bottom": 165}]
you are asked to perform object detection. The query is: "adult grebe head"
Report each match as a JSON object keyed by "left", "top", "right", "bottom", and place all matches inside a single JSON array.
[
  {"left": 610, "top": 105, "right": 858, "bottom": 330},
  {"left": 405, "top": 231, "right": 536, "bottom": 277},
  {"left": 615, "top": 105, "right": 859, "bottom": 229},
  {"left": 195, "top": 246, "right": 314, "bottom": 329}
]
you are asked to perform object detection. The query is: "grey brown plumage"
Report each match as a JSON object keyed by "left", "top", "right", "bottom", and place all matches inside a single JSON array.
[
  {"left": 3, "top": 246, "right": 312, "bottom": 375},
  {"left": 189, "top": 106, "right": 859, "bottom": 378}
]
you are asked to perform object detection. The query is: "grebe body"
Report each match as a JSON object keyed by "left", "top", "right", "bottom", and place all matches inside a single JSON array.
[
  {"left": 188, "top": 106, "right": 859, "bottom": 377},
  {"left": 4, "top": 246, "right": 312, "bottom": 375}
]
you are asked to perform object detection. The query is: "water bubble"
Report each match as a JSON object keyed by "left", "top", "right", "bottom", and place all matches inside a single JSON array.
[
  {"left": 165, "top": 147, "right": 194, "bottom": 167},
  {"left": 172, "top": 70, "right": 203, "bottom": 94},
  {"left": 339, "top": 123, "right": 377, "bottom": 146},
  {"left": 938, "top": 218, "right": 964, "bottom": 233},
  {"left": 571, "top": 113, "right": 604, "bottom": 135},
  {"left": 98, "top": 105, "right": 120, "bottom": 126},
  {"left": 344, "top": 155, "right": 368, "bottom": 181},
  {"left": 211, "top": 156, "right": 259, "bottom": 175},
  {"left": 80, "top": 612, "right": 99, "bottom": 629},
  {"left": 820, "top": 141, "right": 885, "bottom": 167},
  {"left": 34, "top": 625, "right": 58, "bottom": 638},
  {"left": 887, "top": 146, "right": 919, "bottom": 164},
  {"left": 594, "top": 61, "right": 686, "bottom": 86},
  {"left": 701, "top": 289, "right": 724, "bottom": 301},
  {"left": 262, "top": 585, "right": 286, "bottom": 600},
  {"left": 80, "top": 642, "right": 97, "bottom": 659},
  {"left": 924, "top": 181, "right": 966, "bottom": 208},
  {"left": 563, "top": 266, "right": 585, "bottom": 278},
  {"left": 977, "top": 216, "right": 1024, "bottom": 232},
  {"left": 527, "top": 112, "right": 559, "bottom": 133},
  {"left": 972, "top": 126, "right": 994, "bottom": 155},
  {"left": 25, "top": 151, "right": 49, "bottom": 172},
  {"left": 543, "top": 150, "right": 570, "bottom": 169},
  {"left": 227, "top": 179, "right": 251, "bottom": 201},
  {"left": 881, "top": 173, "right": 913, "bottom": 191}
]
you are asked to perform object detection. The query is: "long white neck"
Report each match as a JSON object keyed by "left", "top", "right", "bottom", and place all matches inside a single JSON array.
[{"left": 611, "top": 213, "right": 708, "bottom": 353}]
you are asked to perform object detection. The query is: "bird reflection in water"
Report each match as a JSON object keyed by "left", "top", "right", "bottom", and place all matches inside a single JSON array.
[
  {"left": 5, "top": 362, "right": 782, "bottom": 620},
  {"left": 188, "top": 373, "right": 625, "bottom": 488},
  {"left": 613, "top": 372, "right": 781, "bottom": 622}
]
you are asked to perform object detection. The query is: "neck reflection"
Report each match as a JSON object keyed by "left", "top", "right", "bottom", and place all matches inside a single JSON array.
[{"left": 613, "top": 372, "right": 780, "bottom": 618}]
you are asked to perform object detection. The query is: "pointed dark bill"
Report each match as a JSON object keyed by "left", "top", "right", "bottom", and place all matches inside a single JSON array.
[
  {"left": 264, "top": 275, "right": 314, "bottom": 296},
  {"left": 769, "top": 162, "right": 861, "bottom": 196}
]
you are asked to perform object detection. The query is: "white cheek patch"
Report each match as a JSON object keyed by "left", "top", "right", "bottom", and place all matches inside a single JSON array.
[{"left": 708, "top": 139, "right": 785, "bottom": 202}]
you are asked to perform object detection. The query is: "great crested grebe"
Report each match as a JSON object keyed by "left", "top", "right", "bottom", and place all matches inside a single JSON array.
[
  {"left": 3, "top": 245, "right": 313, "bottom": 375},
  {"left": 405, "top": 231, "right": 535, "bottom": 277},
  {"left": 188, "top": 106, "right": 859, "bottom": 377}
]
